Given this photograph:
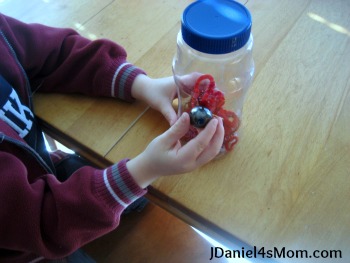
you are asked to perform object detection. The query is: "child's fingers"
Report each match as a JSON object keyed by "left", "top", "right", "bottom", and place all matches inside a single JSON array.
[
  {"left": 161, "top": 104, "right": 178, "bottom": 126},
  {"left": 179, "top": 118, "right": 219, "bottom": 160},
  {"left": 196, "top": 117, "right": 224, "bottom": 166},
  {"left": 160, "top": 112, "right": 190, "bottom": 146}
]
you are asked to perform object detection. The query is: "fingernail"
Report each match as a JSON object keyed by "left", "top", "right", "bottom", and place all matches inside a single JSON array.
[
  {"left": 215, "top": 116, "right": 223, "bottom": 124},
  {"left": 211, "top": 118, "right": 218, "bottom": 126}
]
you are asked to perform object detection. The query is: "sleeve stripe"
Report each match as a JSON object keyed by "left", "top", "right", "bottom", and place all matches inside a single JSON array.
[
  {"left": 103, "top": 169, "right": 128, "bottom": 207},
  {"left": 111, "top": 165, "right": 135, "bottom": 201},
  {"left": 111, "top": 62, "right": 131, "bottom": 97},
  {"left": 94, "top": 159, "right": 147, "bottom": 211},
  {"left": 118, "top": 66, "right": 135, "bottom": 99}
]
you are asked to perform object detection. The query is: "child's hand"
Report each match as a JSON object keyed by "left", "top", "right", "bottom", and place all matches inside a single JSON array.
[
  {"left": 126, "top": 112, "right": 224, "bottom": 188},
  {"left": 131, "top": 74, "right": 178, "bottom": 125}
]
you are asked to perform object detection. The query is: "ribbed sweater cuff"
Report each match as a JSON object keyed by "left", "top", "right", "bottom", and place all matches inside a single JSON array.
[
  {"left": 110, "top": 62, "right": 146, "bottom": 102},
  {"left": 93, "top": 159, "right": 147, "bottom": 212}
]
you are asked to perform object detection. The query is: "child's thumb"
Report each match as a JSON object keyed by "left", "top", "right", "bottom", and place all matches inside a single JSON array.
[
  {"left": 161, "top": 105, "right": 178, "bottom": 126},
  {"left": 161, "top": 112, "right": 190, "bottom": 145}
]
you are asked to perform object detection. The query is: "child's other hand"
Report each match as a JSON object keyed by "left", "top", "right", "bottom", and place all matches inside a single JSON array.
[
  {"left": 131, "top": 75, "right": 178, "bottom": 126},
  {"left": 131, "top": 73, "right": 203, "bottom": 126},
  {"left": 126, "top": 112, "right": 224, "bottom": 188}
]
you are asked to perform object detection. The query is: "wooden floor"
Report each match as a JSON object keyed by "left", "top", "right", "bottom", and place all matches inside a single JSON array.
[{"left": 82, "top": 201, "right": 226, "bottom": 263}]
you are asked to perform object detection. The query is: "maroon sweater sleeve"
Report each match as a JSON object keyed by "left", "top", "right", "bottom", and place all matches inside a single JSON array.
[
  {"left": 0, "top": 13, "right": 148, "bottom": 261},
  {"left": 0, "top": 13, "right": 145, "bottom": 101},
  {"left": 0, "top": 120, "right": 147, "bottom": 261},
  {"left": 0, "top": 152, "right": 146, "bottom": 261}
]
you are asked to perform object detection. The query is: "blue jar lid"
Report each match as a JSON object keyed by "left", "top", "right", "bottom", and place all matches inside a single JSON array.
[{"left": 181, "top": 0, "right": 252, "bottom": 54}]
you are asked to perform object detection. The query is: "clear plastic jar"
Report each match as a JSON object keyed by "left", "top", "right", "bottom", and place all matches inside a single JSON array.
[{"left": 172, "top": 0, "right": 254, "bottom": 153}]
